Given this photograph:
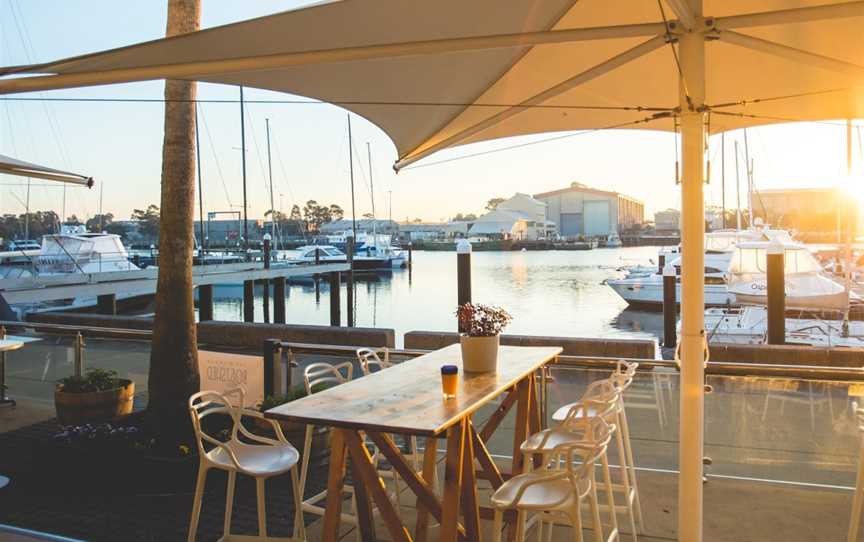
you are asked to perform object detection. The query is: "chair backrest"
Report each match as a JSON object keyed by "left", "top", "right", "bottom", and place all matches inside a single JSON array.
[
  {"left": 562, "top": 416, "right": 613, "bottom": 480},
  {"left": 357, "top": 348, "right": 392, "bottom": 375},
  {"left": 188, "top": 387, "right": 245, "bottom": 457},
  {"left": 304, "top": 361, "right": 353, "bottom": 395},
  {"left": 611, "top": 360, "right": 639, "bottom": 391}
]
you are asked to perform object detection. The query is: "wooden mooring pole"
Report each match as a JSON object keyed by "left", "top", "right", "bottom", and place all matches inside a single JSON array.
[
  {"left": 457, "top": 239, "right": 472, "bottom": 332},
  {"left": 243, "top": 280, "right": 254, "bottom": 322},
  {"left": 767, "top": 243, "right": 785, "bottom": 345},
  {"left": 329, "top": 271, "right": 341, "bottom": 326},
  {"left": 198, "top": 285, "right": 214, "bottom": 321},
  {"left": 262, "top": 235, "right": 271, "bottom": 323},
  {"left": 273, "top": 277, "right": 286, "bottom": 324},
  {"left": 346, "top": 236, "right": 355, "bottom": 327},
  {"left": 663, "top": 263, "right": 677, "bottom": 349}
]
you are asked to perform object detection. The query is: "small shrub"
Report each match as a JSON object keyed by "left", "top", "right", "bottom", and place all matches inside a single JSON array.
[{"left": 57, "top": 368, "right": 122, "bottom": 393}]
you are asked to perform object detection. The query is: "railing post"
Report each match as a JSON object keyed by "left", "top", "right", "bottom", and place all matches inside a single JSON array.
[
  {"left": 198, "top": 284, "right": 214, "bottom": 321},
  {"left": 663, "top": 263, "right": 677, "bottom": 349},
  {"left": 767, "top": 242, "right": 786, "bottom": 345},
  {"left": 329, "top": 271, "right": 341, "bottom": 326},
  {"left": 346, "top": 236, "right": 355, "bottom": 327},
  {"left": 73, "top": 332, "right": 85, "bottom": 378},
  {"left": 243, "top": 280, "right": 254, "bottom": 322},
  {"left": 273, "top": 277, "right": 286, "bottom": 324},
  {"left": 456, "top": 239, "right": 472, "bottom": 332}
]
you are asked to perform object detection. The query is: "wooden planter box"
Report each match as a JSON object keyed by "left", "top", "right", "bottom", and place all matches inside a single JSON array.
[{"left": 54, "top": 379, "right": 135, "bottom": 425}]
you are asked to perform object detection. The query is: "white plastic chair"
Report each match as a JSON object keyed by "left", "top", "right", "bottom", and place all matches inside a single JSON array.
[
  {"left": 187, "top": 387, "right": 305, "bottom": 542},
  {"left": 552, "top": 362, "right": 644, "bottom": 536},
  {"left": 299, "top": 362, "right": 360, "bottom": 537},
  {"left": 356, "top": 347, "right": 392, "bottom": 374},
  {"left": 847, "top": 406, "right": 864, "bottom": 542},
  {"left": 492, "top": 414, "right": 614, "bottom": 542}
]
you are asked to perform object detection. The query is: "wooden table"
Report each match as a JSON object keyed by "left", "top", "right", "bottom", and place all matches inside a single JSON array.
[
  {"left": 265, "top": 344, "right": 561, "bottom": 542},
  {"left": 0, "top": 339, "right": 24, "bottom": 408}
]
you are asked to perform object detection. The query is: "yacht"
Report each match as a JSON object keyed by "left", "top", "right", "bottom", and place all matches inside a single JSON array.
[
  {"left": 282, "top": 244, "right": 392, "bottom": 271},
  {"left": 605, "top": 231, "right": 623, "bottom": 248},
  {"left": 607, "top": 228, "right": 791, "bottom": 308},
  {"left": 704, "top": 239, "right": 864, "bottom": 346},
  {"left": 36, "top": 225, "right": 139, "bottom": 274},
  {"left": 325, "top": 232, "right": 407, "bottom": 268}
]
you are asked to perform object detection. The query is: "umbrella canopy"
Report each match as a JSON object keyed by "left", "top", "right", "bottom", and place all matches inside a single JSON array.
[
  {"left": 0, "top": 1, "right": 862, "bottom": 169},
  {"left": 2, "top": 3, "right": 861, "bottom": 540},
  {"left": 0, "top": 154, "right": 93, "bottom": 187}
]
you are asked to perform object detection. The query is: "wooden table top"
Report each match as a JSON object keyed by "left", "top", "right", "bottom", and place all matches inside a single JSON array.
[
  {"left": 0, "top": 340, "right": 23, "bottom": 353},
  {"left": 265, "top": 344, "right": 561, "bottom": 436}
]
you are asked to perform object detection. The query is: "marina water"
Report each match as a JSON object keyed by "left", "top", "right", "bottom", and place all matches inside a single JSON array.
[{"left": 209, "top": 247, "right": 664, "bottom": 347}]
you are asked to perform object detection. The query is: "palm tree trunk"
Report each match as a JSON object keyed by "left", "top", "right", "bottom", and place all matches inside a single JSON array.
[{"left": 147, "top": 0, "right": 202, "bottom": 447}]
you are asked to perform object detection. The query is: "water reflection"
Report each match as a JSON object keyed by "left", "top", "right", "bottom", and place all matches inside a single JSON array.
[{"left": 209, "top": 248, "right": 665, "bottom": 346}]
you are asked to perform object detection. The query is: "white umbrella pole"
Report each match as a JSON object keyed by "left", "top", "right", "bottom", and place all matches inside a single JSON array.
[{"left": 677, "top": 9, "right": 706, "bottom": 542}]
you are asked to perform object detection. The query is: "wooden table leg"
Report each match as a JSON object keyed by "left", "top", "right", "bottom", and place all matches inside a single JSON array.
[
  {"left": 511, "top": 379, "right": 531, "bottom": 476},
  {"left": 442, "top": 420, "right": 466, "bottom": 542},
  {"left": 528, "top": 372, "right": 544, "bottom": 470},
  {"left": 322, "top": 427, "right": 348, "bottom": 542},
  {"left": 347, "top": 433, "right": 377, "bottom": 542},
  {"left": 416, "top": 437, "right": 438, "bottom": 542},
  {"left": 343, "top": 430, "right": 412, "bottom": 542},
  {"left": 461, "top": 418, "right": 481, "bottom": 541}
]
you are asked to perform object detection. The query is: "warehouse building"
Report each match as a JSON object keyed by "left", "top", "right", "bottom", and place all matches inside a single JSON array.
[{"left": 534, "top": 182, "right": 644, "bottom": 238}]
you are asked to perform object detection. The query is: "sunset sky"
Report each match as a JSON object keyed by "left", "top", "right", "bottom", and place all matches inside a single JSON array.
[{"left": 0, "top": 1, "right": 861, "bottom": 225}]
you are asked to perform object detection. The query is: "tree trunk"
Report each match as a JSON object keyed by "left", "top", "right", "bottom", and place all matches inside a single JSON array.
[{"left": 146, "top": 0, "right": 202, "bottom": 448}]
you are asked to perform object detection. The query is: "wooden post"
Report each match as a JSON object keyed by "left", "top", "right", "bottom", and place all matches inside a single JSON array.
[
  {"left": 347, "top": 236, "right": 355, "bottom": 327},
  {"left": 408, "top": 242, "right": 413, "bottom": 270},
  {"left": 243, "top": 280, "right": 254, "bottom": 322},
  {"left": 96, "top": 293, "right": 116, "bottom": 315},
  {"left": 314, "top": 247, "right": 321, "bottom": 304},
  {"left": 273, "top": 277, "right": 286, "bottom": 324},
  {"left": 456, "top": 239, "right": 472, "bottom": 332},
  {"left": 663, "top": 263, "right": 677, "bottom": 349},
  {"left": 262, "top": 235, "right": 271, "bottom": 323},
  {"left": 658, "top": 253, "right": 666, "bottom": 275},
  {"left": 198, "top": 284, "right": 214, "bottom": 321},
  {"left": 767, "top": 243, "right": 785, "bottom": 345},
  {"left": 329, "top": 271, "right": 341, "bottom": 326}
]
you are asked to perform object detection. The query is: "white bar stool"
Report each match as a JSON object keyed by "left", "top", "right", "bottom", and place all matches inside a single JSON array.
[
  {"left": 491, "top": 414, "right": 615, "bottom": 542},
  {"left": 552, "top": 362, "right": 644, "bottom": 537},
  {"left": 187, "top": 387, "right": 305, "bottom": 542}
]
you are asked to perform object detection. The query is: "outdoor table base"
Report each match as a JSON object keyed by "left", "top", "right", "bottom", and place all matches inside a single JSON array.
[
  {"left": 0, "top": 340, "right": 24, "bottom": 408},
  {"left": 321, "top": 373, "right": 543, "bottom": 542}
]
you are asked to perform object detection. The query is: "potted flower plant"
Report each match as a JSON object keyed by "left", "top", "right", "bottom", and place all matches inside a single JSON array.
[
  {"left": 55, "top": 368, "right": 135, "bottom": 425},
  {"left": 456, "top": 303, "right": 513, "bottom": 373}
]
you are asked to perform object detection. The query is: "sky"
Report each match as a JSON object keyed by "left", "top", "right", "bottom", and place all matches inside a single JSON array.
[{"left": 0, "top": 0, "right": 862, "bottom": 226}]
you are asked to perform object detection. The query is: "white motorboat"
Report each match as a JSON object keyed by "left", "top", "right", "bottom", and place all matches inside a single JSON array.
[
  {"left": 605, "top": 231, "right": 622, "bottom": 248},
  {"left": 35, "top": 226, "right": 139, "bottom": 274},
  {"left": 705, "top": 306, "right": 864, "bottom": 347},
  {"left": 607, "top": 226, "right": 793, "bottom": 308},
  {"left": 281, "top": 244, "right": 392, "bottom": 270}
]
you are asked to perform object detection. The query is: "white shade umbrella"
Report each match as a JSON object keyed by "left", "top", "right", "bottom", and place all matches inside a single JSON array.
[
  {"left": 2, "top": 2, "right": 862, "bottom": 539},
  {"left": 0, "top": 154, "right": 93, "bottom": 187}
]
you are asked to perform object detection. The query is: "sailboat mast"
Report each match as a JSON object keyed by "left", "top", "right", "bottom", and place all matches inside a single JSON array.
[
  {"left": 347, "top": 114, "right": 357, "bottom": 239},
  {"left": 239, "top": 85, "right": 249, "bottom": 253},
  {"left": 195, "top": 103, "right": 205, "bottom": 254},
  {"left": 367, "top": 142, "right": 376, "bottom": 245},
  {"left": 721, "top": 133, "right": 726, "bottom": 230},
  {"left": 734, "top": 140, "right": 741, "bottom": 230},
  {"left": 24, "top": 179, "right": 30, "bottom": 239},
  {"left": 743, "top": 129, "right": 753, "bottom": 225},
  {"left": 265, "top": 118, "right": 276, "bottom": 250}
]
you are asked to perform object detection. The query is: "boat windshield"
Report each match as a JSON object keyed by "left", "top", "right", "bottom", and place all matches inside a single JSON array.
[{"left": 728, "top": 244, "right": 823, "bottom": 275}]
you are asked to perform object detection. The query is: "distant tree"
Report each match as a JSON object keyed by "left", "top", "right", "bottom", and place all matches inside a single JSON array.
[
  {"left": 329, "top": 204, "right": 344, "bottom": 221},
  {"left": 86, "top": 213, "right": 114, "bottom": 233},
  {"left": 486, "top": 197, "right": 506, "bottom": 211},
  {"left": 66, "top": 214, "right": 83, "bottom": 226},
  {"left": 289, "top": 204, "right": 302, "bottom": 221},
  {"left": 132, "top": 204, "right": 161, "bottom": 240},
  {"left": 413, "top": 218, "right": 423, "bottom": 223},
  {"left": 452, "top": 213, "right": 477, "bottom": 222},
  {"left": 104, "top": 222, "right": 127, "bottom": 239},
  {"left": 303, "top": 200, "right": 333, "bottom": 232}
]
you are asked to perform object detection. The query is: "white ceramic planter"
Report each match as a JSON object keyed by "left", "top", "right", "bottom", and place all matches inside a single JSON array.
[{"left": 460, "top": 334, "right": 500, "bottom": 373}]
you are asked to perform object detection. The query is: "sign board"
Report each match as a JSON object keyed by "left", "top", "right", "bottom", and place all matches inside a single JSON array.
[{"left": 198, "top": 350, "right": 264, "bottom": 408}]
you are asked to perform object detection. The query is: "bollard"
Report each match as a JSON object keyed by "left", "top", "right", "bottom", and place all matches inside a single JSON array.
[
  {"left": 457, "top": 239, "right": 472, "bottom": 332},
  {"left": 658, "top": 253, "right": 666, "bottom": 275},
  {"left": 97, "top": 293, "right": 117, "bottom": 315},
  {"left": 243, "top": 280, "right": 254, "bottom": 322},
  {"left": 329, "top": 271, "right": 341, "bottom": 326},
  {"left": 663, "top": 263, "right": 677, "bottom": 349},
  {"left": 199, "top": 284, "right": 214, "bottom": 321},
  {"left": 767, "top": 242, "right": 785, "bottom": 345},
  {"left": 263, "top": 339, "right": 288, "bottom": 397},
  {"left": 273, "top": 277, "right": 286, "bottom": 324},
  {"left": 346, "top": 236, "right": 355, "bottom": 327},
  {"left": 73, "top": 332, "right": 85, "bottom": 378},
  {"left": 262, "top": 234, "right": 272, "bottom": 323}
]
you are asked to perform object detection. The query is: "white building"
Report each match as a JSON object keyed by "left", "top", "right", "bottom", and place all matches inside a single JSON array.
[
  {"left": 654, "top": 208, "right": 680, "bottom": 232},
  {"left": 468, "top": 193, "right": 556, "bottom": 240}
]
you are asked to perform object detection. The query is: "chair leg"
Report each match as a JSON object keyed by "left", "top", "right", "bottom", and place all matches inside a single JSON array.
[
  {"left": 187, "top": 465, "right": 207, "bottom": 542},
  {"left": 544, "top": 515, "right": 554, "bottom": 542},
  {"left": 600, "top": 453, "right": 620, "bottom": 540},
  {"left": 588, "top": 483, "right": 604, "bottom": 542},
  {"left": 568, "top": 505, "right": 584, "bottom": 542},
  {"left": 614, "top": 415, "right": 638, "bottom": 539},
  {"left": 223, "top": 470, "right": 237, "bottom": 537},
  {"left": 619, "top": 408, "right": 644, "bottom": 532},
  {"left": 291, "top": 467, "right": 307, "bottom": 540},
  {"left": 516, "top": 510, "right": 527, "bottom": 542},
  {"left": 256, "top": 477, "right": 268, "bottom": 537},
  {"left": 299, "top": 425, "right": 314, "bottom": 501},
  {"left": 492, "top": 509, "right": 504, "bottom": 542}
]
